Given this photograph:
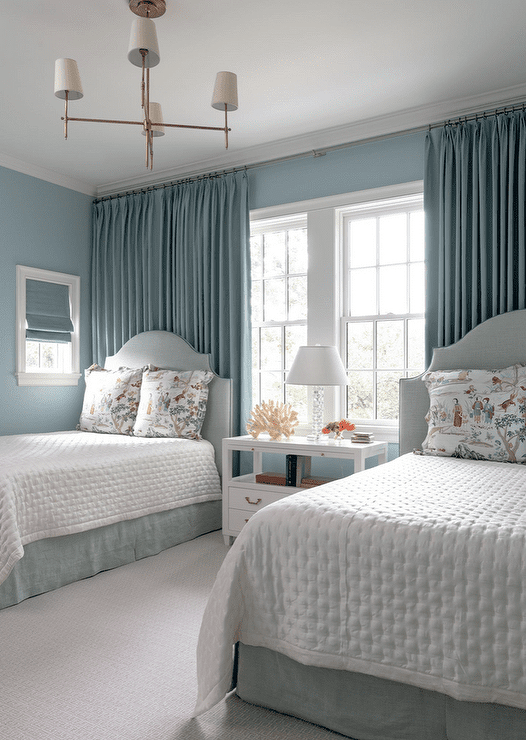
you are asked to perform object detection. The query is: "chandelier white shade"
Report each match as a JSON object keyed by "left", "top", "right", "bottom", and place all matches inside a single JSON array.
[
  {"left": 141, "top": 103, "right": 165, "bottom": 136},
  {"left": 54, "top": 0, "right": 238, "bottom": 169},
  {"left": 54, "top": 59, "right": 83, "bottom": 101},
  {"left": 128, "top": 17, "right": 160, "bottom": 68},
  {"left": 212, "top": 72, "right": 239, "bottom": 111}
]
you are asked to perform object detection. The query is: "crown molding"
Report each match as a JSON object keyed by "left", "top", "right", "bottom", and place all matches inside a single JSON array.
[
  {"left": 95, "top": 81, "right": 526, "bottom": 197},
  {"left": 0, "top": 153, "right": 96, "bottom": 196},
  {"left": 3, "top": 82, "right": 526, "bottom": 198}
]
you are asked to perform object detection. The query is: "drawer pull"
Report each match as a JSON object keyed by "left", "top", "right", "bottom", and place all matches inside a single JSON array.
[{"left": 245, "top": 496, "right": 262, "bottom": 505}]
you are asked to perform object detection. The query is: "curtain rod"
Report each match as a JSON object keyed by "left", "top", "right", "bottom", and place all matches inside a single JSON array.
[
  {"left": 428, "top": 100, "right": 526, "bottom": 130},
  {"left": 93, "top": 126, "right": 427, "bottom": 203},
  {"left": 94, "top": 101, "right": 526, "bottom": 203}
]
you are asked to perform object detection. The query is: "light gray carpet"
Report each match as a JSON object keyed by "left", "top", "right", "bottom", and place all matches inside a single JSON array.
[{"left": 0, "top": 531, "right": 340, "bottom": 740}]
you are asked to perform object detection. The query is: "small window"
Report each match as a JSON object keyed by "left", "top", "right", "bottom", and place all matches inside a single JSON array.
[{"left": 16, "top": 265, "right": 81, "bottom": 387}]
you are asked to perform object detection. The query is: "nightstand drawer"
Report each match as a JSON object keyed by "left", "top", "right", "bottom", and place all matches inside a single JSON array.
[
  {"left": 228, "top": 508, "right": 257, "bottom": 532},
  {"left": 227, "top": 487, "right": 291, "bottom": 512}
]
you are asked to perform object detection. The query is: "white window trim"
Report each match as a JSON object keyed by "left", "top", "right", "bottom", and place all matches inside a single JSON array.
[
  {"left": 16, "top": 265, "right": 81, "bottom": 387},
  {"left": 251, "top": 181, "right": 424, "bottom": 443},
  {"left": 250, "top": 214, "right": 309, "bottom": 428},
  {"left": 338, "top": 191, "right": 424, "bottom": 442}
]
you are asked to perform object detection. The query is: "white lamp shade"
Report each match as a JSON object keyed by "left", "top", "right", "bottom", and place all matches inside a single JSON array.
[
  {"left": 141, "top": 102, "right": 165, "bottom": 137},
  {"left": 128, "top": 17, "right": 160, "bottom": 68},
  {"left": 54, "top": 58, "right": 83, "bottom": 100},
  {"left": 286, "top": 346, "right": 348, "bottom": 386},
  {"left": 211, "top": 71, "right": 238, "bottom": 111}
]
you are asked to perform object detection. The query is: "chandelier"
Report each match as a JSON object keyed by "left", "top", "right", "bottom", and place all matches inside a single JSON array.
[{"left": 53, "top": 0, "right": 238, "bottom": 170}]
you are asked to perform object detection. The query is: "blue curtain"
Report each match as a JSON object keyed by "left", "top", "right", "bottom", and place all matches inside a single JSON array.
[
  {"left": 91, "top": 171, "right": 251, "bottom": 435},
  {"left": 424, "top": 111, "right": 526, "bottom": 364}
]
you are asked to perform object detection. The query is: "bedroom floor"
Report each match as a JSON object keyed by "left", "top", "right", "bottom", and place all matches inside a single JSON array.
[{"left": 0, "top": 531, "right": 340, "bottom": 740}]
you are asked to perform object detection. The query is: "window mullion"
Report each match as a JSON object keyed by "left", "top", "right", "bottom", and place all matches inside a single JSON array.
[
  {"left": 257, "top": 327, "right": 262, "bottom": 407},
  {"left": 373, "top": 319, "right": 378, "bottom": 420},
  {"left": 281, "top": 326, "right": 286, "bottom": 403},
  {"left": 375, "top": 217, "right": 380, "bottom": 316}
]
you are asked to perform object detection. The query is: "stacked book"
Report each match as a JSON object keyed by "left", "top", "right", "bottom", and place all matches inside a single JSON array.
[
  {"left": 255, "top": 472, "right": 287, "bottom": 485},
  {"left": 255, "top": 455, "right": 334, "bottom": 489},
  {"left": 254, "top": 455, "right": 311, "bottom": 487},
  {"left": 299, "top": 476, "right": 335, "bottom": 489},
  {"left": 351, "top": 431, "right": 374, "bottom": 444}
]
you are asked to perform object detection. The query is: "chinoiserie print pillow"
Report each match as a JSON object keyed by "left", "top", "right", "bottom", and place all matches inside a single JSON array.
[
  {"left": 79, "top": 365, "right": 143, "bottom": 435},
  {"left": 421, "top": 364, "right": 526, "bottom": 463},
  {"left": 133, "top": 368, "right": 213, "bottom": 440}
]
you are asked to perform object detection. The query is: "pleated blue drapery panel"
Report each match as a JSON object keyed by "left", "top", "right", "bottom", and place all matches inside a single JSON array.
[
  {"left": 91, "top": 172, "right": 251, "bottom": 435},
  {"left": 424, "top": 111, "right": 526, "bottom": 364}
]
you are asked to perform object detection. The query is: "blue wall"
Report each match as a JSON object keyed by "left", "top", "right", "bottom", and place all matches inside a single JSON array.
[
  {"left": 248, "top": 131, "right": 425, "bottom": 210},
  {"left": 0, "top": 130, "right": 424, "bottom": 437},
  {"left": 0, "top": 166, "right": 92, "bottom": 435}
]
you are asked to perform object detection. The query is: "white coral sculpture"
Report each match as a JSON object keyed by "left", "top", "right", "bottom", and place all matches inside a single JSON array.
[{"left": 246, "top": 400, "right": 299, "bottom": 441}]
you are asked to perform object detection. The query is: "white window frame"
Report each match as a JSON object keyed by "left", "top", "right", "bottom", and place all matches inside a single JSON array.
[
  {"left": 339, "top": 192, "right": 425, "bottom": 438},
  {"left": 250, "top": 181, "right": 424, "bottom": 443},
  {"left": 16, "top": 265, "right": 81, "bottom": 387},
  {"left": 250, "top": 214, "right": 308, "bottom": 415}
]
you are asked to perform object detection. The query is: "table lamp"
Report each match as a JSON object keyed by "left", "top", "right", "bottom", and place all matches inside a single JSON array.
[{"left": 286, "top": 345, "right": 348, "bottom": 441}]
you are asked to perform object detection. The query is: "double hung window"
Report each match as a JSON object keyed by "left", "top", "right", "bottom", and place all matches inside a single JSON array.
[
  {"left": 250, "top": 215, "right": 308, "bottom": 423},
  {"left": 250, "top": 183, "right": 425, "bottom": 442},
  {"left": 341, "top": 193, "right": 425, "bottom": 429}
]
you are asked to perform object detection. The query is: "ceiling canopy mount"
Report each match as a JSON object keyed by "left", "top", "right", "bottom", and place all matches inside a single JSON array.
[{"left": 128, "top": 0, "right": 166, "bottom": 19}]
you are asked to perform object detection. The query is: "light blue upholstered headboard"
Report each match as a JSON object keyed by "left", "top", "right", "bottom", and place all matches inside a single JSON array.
[
  {"left": 105, "top": 331, "right": 233, "bottom": 476},
  {"left": 399, "top": 310, "right": 526, "bottom": 455}
]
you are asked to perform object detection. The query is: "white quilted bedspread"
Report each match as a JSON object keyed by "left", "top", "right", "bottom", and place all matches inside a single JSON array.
[
  {"left": 0, "top": 431, "right": 220, "bottom": 585},
  {"left": 195, "top": 453, "right": 526, "bottom": 714}
]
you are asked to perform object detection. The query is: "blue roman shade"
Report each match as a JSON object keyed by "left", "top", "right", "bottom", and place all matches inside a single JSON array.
[{"left": 26, "top": 279, "right": 74, "bottom": 343}]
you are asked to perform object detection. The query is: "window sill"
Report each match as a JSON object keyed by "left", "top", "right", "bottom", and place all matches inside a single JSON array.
[
  {"left": 16, "top": 372, "right": 81, "bottom": 387},
  {"left": 351, "top": 423, "right": 399, "bottom": 444},
  {"left": 293, "top": 422, "right": 399, "bottom": 444}
]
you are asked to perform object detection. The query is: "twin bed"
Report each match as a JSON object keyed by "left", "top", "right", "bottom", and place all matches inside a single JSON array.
[
  {"left": 0, "top": 330, "right": 232, "bottom": 610},
  {"left": 195, "top": 310, "right": 526, "bottom": 740},
  {"left": 4, "top": 315, "right": 526, "bottom": 738}
]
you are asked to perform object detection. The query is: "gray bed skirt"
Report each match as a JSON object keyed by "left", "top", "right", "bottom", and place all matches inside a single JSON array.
[
  {"left": 236, "top": 643, "right": 526, "bottom": 740},
  {"left": 0, "top": 499, "right": 221, "bottom": 609}
]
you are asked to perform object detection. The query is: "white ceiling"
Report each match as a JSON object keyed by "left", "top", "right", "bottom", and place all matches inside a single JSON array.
[{"left": 2, "top": 0, "right": 526, "bottom": 197}]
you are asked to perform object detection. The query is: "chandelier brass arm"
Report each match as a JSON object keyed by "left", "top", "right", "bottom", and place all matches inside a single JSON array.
[
  {"left": 61, "top": 112, "right": 232, "bottom": 169},
  {"left": 62, "top": 115, "right": 230, "bottom": 133},
  {"left": 54, "top": 0, "right": 238, "bottom": 170}
]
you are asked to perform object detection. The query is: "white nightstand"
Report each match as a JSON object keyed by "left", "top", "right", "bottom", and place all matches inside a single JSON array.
[{"left": 222, "top": 435, "right": 388, "bottom": 545}]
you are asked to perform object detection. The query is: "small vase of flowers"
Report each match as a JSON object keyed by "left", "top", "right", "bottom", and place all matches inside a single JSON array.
[{"left": 322, "top": 419, "right": 355, "bottom": 440}]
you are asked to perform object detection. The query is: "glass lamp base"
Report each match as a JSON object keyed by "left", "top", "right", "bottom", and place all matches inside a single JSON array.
[
  {"left": 306, "top": 433, "right": 328, "bottom": 443},
  {"left": 307, "top": 385, "right": 326, "bottom": 442}
]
